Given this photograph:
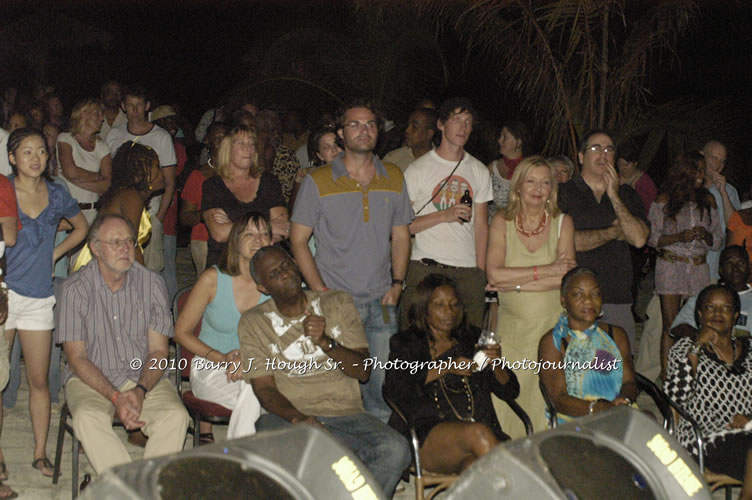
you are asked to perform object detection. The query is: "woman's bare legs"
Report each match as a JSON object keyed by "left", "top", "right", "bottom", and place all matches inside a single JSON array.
[
  {"left": 419, "top": 421, "right": 499, "bottom": 474},
  {"left": 17, "top": 329, "right": 52, "bottom": 473}
]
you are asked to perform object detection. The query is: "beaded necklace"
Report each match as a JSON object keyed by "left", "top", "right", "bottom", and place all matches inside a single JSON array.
[{"left": 515, "top": 209, "right": 550, "bottom": 237}]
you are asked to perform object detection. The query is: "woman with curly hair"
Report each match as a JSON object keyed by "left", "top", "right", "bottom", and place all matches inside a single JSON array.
[
  {"left": 648, "top": 151, "right": 723, "bottom": 375},
  {"left": 73, "top": 141, "right": 163, "bottom": 270}
]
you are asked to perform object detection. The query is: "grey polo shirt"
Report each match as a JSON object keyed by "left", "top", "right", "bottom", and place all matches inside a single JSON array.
[
  {"left": 57, "top": 260, "right": 174, "bottom": 388},
  {"left": 291, "top": 155, "right": 414, "bottom": 301}
]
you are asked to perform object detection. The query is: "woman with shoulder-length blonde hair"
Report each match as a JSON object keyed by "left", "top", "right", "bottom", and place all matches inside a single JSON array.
[
  {"left": 201, "top": 125, "right": 288, "bottom": 267},
  {"left": 486, "top": 155, "right": 576, "bottom": 438},
  {"left": 57, "top": 98, "right": 112, "bottom": 225}
]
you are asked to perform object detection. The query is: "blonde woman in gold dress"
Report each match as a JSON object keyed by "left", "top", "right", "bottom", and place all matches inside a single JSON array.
[{"left": 486, "top": 156, "right": 576, "bottom": 437}]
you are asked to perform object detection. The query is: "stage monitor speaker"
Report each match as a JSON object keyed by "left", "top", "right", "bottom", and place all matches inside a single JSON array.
[
  {"left": 446, "top": 406, "right": 711, "bottom": 500},
  {"left": 80, "top": 425, "right": 385, "bottom": 500}
]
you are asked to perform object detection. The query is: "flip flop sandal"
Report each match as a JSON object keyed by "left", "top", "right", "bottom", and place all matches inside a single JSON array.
[
  {"left": 199, "top": 432, "right": 215, "bottom": 445},
  {"left": 0, "top": 483, "right": 18, "bottom": 500},
  {"left": 31, "top": 458, "right": 54, "bottom": 478}
]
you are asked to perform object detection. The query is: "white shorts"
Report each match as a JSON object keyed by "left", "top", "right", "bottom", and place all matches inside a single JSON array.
[{"left": 6, "top": 289, "right": 56, "bottom": 331}]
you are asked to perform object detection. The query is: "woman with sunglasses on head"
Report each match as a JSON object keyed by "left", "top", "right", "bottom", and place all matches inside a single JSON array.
[
  {"left": 72, "top": 141, "right": 164, "bottom": 270},
  {"left": 1, "top": 128, "right": 88, "bottom": 480}
]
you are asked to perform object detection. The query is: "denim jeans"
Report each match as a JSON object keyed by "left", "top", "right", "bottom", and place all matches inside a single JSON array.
[
  {"left": 353, "top": 298, "right": 397, "bottom": 423},
  {"left": 256, "top": 412, "right": 410, "bottom": 497},
  {"left": 161, "top": 234, "right": 177, "bottom": 305}
]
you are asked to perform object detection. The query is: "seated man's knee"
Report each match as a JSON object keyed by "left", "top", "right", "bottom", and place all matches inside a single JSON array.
[
  {"left": 71, "top": 406, "right": 114, "bottom": 435},
  {"left": 374, "top": 428, "right": 411, "bottom": 470}
]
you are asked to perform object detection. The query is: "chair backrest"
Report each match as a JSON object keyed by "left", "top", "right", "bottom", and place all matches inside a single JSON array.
[
  {"left": 173, "top": 286, "right": 201, "bottom": 381},
  {"left": 539, "top": 372, "right": 674, "bottom": 433},
  {"left": 539, "top": 379, "right": 559, "bottom": 429}
]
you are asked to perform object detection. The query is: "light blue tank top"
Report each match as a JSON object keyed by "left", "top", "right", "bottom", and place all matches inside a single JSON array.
[{"left": 198, "top": 266, "right": 267, "bottom": 354}]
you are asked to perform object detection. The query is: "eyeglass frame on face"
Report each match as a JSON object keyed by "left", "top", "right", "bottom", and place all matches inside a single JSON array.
[
  {"left": 96, "top": 237, "right": 137, "bottom": 250},
  {"left": 586, "top": 144, "right": 616, "bottom": 155},
  {"left": 343, "top": 120, "right": 378, "bottom": 131}
]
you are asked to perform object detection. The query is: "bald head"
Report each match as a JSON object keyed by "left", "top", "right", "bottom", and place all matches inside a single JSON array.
[{"left": 702, "top": 140, "right": 727, "bottom": 175}]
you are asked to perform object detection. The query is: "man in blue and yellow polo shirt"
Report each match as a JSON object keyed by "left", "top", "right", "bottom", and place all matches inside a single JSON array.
[{"left": 290, "top": 99, "right": 413, "bottom": 423}]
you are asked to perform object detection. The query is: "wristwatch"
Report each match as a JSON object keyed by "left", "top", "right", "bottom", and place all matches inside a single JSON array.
[
  {"left": 322, "top": 336, "right": 338, "bottom": 353},
  {"left": 392, "top": 278, "right": 406, "bottom": 291}
]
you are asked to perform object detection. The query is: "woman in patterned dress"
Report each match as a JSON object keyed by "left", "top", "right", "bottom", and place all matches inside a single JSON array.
[
  {"left": 665, "top": 284, "right": 752, "bottom": 481},
  {"left": 648, "top": 151, "right": 723, "bottom": 375},
  {"left": 538, "top": 267, "right": 638, "bottom": 424}
]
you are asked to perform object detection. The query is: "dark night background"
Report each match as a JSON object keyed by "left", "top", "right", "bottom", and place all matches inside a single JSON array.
[{"left": 1, "top": 0, "right": 750, "bottom": 189}]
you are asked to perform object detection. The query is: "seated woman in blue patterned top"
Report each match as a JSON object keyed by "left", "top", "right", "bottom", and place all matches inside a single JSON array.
[{"left": 538, "top": 267, "right": 638, "bottom": 424}]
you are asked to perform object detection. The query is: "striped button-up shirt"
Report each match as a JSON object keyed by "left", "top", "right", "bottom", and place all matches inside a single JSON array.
[{"left": 56, "top": 260, "right": 173, "bottom": 388}]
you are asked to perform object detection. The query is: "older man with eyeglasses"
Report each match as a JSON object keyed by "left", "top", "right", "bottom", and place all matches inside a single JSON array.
[
  {"left": 557, "top": 129, "right": 650, "bottom": 353},
  {"left": 56, "top": 213, "right": 188, "bottom": 478}
]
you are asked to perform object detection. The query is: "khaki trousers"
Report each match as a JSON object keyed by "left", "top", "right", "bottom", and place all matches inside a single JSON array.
[{"left": 65, "top": 377, "right": 189, "bottom": 474}]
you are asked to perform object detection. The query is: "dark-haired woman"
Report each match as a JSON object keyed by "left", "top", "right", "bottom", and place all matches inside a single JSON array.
[
  {"left": 665, "top": 284, "right": 752, "bottom": 482},
  {"left": 487, "top": 121, "right": 529, "bottom": 216},
  {"left": 1, "top": 128, "right": 88, "bottom": 478},
  {"left": 648, "top": 151, "right": 723, "bottom": 374},
  {"left": 538, "top": 267, "right": 637, "bottom": 424},
  {"left": 384, "top": 274, "right": 519, "bottom": 474},
  {"left": 73, "top": 141, "right": 164, "bottom": 270},
  {"left": 175, "top": 212, "right": 271, "bottom": 441}
]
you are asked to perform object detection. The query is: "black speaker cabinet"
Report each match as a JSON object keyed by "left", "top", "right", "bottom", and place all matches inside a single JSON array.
[
  {"left": 80, "top": 425, "right": 386, "bottom": 500},
  {"left": 446, "top": 407, "right": 711, "bottom": 500}
]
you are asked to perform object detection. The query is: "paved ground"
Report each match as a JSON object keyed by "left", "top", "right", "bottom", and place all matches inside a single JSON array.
[{"left": 0, "top": 247, "right": 731, "bottom": 499}]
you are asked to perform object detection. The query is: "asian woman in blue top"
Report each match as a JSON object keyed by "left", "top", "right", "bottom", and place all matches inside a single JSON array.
[{"left": 1, "top": 128, "right": 88, "bottom": 478}]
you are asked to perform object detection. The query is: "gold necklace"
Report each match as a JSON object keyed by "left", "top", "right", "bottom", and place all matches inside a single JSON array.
[
  {"left": 515, "top": 209, "right": 550, "bottom": 237},
  {"left": 709, "top": 338, "right": 736, "bottom": 366},
  {"left": 437, "top": 375, "right": 475, "bottom": 423}
]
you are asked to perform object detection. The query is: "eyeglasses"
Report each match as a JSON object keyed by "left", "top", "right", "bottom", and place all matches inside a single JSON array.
[
  {"left": 97, "top": 238, "right": 137, "bottom": 249},
  {"left": 587, "top": 144, "right": 616, "bottom": 155},
  {"left": 343, "top": 121, "right": 378, "bottom": 131}
]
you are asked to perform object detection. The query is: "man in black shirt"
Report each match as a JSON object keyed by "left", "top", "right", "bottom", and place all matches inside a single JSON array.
[{"left": 558, "top": 129, "right": 649, "bottom": 353}]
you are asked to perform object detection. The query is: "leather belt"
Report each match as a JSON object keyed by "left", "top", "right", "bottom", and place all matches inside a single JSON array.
[
  {"left": 657, "top": 249, "right": 706, "bottom": 266},
  {"left": 419, "top": 258, "right": 460, "bottom": 270}
]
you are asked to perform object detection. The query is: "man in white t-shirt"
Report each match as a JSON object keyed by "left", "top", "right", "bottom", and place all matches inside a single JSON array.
[
  {"left": 401, "top": 97, "right": 492, "bottom": 328},
  {"left": 107, "top": 85, "right": 176, "bottom": 272}
]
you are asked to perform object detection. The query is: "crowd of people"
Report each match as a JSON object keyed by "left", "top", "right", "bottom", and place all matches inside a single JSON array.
[{"left": 0, "top": 79, "right": 750, "bottom": 499}]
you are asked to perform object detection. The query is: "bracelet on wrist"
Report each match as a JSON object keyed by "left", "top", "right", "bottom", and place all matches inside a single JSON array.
[
  {"left": 533, "top": 266, "right": 539, "bottom": 281},
  {"left": 205, "top": 348, "right": 216, "bottom": 359},
  {"left": 588, "top": 400, "right": 597, "bottom": 415},
  {"left": 111, "top": 391, "right": 121, "bottom": 404}
]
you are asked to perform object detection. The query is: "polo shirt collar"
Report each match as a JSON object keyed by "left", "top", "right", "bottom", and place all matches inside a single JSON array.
[{"left": 331, "top": 153, "right": 388, "bottom": 180}]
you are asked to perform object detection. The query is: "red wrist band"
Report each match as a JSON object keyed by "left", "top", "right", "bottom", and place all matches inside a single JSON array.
[
  {"left": 533, "top": 266, "right": 539, "bottom": 281},
  {"left": 111, "top": 391, "right": 121, "bottom": 404}
]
